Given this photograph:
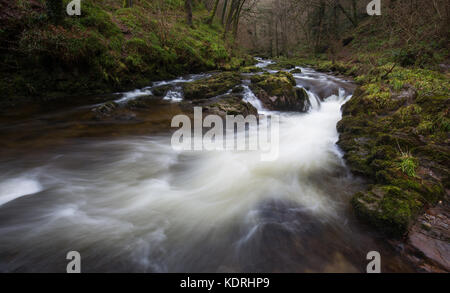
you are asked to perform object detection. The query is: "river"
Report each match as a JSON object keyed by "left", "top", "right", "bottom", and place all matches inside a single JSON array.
[{"left": 0, "top": 58, "right": 415, "bottom": 272}]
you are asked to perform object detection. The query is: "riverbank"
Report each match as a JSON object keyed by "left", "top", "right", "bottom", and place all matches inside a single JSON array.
[
  {"left": 263, "top": 48, "right": 449, "bottom": 271},
  {"left": 0, "top": 0, "right": 253, "bottom": 109}
]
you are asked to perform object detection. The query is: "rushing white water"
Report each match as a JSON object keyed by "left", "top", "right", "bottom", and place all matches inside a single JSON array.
[
  {"left": 0, "top": 178, "right": 42, "bottom": 207},
  {"left": 242, "top": 85, "right": 268, "bottom": 112},
  {"left": 163, "top": 86, "right": 183, "bottom": 102},
  {"left": 115, "top": 73, "right": 211, "bottom": 103},
  {"left": 0, "top": 61, "right": 412, "bottom": 272},
  {"left": 254, "top": 57, "right": 274, "bottom": 68},
  {"left": 115, "top": 88, "right": 153, "bottom": 103}
]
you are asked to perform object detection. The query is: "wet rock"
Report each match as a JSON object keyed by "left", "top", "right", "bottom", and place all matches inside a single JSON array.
[
  {"left": 91, "top": 101, "right": 118, "bottom": 117},
  {"left": 125, "top": 95, "right": 155, "bottom": 109},
  {"left": 240, "top": 66, "right": 261, "bottom": 73},
  {"left": 232, "top": 86, "right": 244, "bottom": 94},
  {"left": 250, "top": 72, "right": 310, "bottom": 112},
  {"left": 152, "top": 85, "right": 172, "bottom": 97},
  {"left": 267, "top": 61, "right": 296, "bottom": 70},
  {"left": 201, "top": 94, "right": 258, "bottom": 117},
  {"left": 183, "top": 72, "right": 242, "bottom": 100},
  {"left": 405, "top": 204, "right": 450, "bottom": 272},
  {"left": 391, "top": 84, "right": 417, "bottom": 106},
  {"left": 291, "top": 68, "right": 302, "bottom": 74}
]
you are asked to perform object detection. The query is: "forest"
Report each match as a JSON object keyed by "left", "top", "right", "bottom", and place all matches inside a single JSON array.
[{"left": 0, "top": 0, "right": 448, "bottom": 273}]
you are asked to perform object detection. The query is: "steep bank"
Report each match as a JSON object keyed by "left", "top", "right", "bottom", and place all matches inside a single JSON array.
[{"left": 0, "top": 0, "right": 252, "bottom": 108}]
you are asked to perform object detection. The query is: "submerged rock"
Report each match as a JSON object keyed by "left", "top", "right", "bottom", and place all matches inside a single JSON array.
[
  {"left": 183, "top": 72, "right": 242, "bottom": 100},
  {"left": 250, "top": 71, "right": 310, "bottom": 111},
  {"left": 125, "top": 95, "right": 156, "bottom": 109},
  {"left": 91, "top": 101, "right": 118, "bottom": 117}
]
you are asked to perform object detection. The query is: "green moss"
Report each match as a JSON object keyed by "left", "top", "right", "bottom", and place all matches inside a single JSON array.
[
  {"left": 240, "top": 66, "right": 260, "bottom": 73},
  {"left": 251, "top": 71, "right": 296, "bottom": 96},
  {"left": 183, "top": 72, "right": 242, "bottom": 100}
]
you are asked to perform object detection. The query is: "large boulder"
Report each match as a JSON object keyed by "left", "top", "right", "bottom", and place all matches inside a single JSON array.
[
  {"left": 183, "top": 72, "right": 242, "bottom": 100},
  {"left": 192, "top": 94, "right": 258, "bottom": 117},
  {"left": 250, "top": 72, "right": 310, "bottom": 111}
]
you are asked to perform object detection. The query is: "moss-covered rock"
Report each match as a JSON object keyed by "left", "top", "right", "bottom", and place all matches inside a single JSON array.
[
  {"left": 240, "top": 66, "right": 261, "bottom": 73},
  {"left": 152, "top": 85, "right": 173, "bottom": 97},
  {"left": 249, "top": 71, "right": 310, "bottom": 111},
  {"left": 351, "top": 185, "right": 423, "bottom": 236},
  {"left": 202, "top": 95, "right": 258, "bottom": 117},
  {"left": 182, "top": 72, "right": 242, "bottom": 100}
]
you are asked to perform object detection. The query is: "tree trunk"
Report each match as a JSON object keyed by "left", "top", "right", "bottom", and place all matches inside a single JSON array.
[
  {"left": 351, "top": 0, "right": 358, "bottom": 26},
  {"left": 221, "top": 0, "right": 229, "bottom": 25},
  {"left": 185, "top": 0, "right": 193, "bottom": 27},
  {"left": 224, "top": 0, "right": 238, "bottom": 37},
  {"left": 207, "top": 0, "right": 220, "bottom": 24},
  {"left": 123, "top": 0, "right": 133, "bottom": 8},
  {"left": 232, "top": 0, "right": 246, "bottom": 40},
  {"left": 275, "top": 20, "right": 279, "bottom": 57}
]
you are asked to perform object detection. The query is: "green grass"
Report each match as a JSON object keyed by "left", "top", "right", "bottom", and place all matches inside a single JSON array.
[{"left": 399, "top": 153, "right": 418, "bottom": 178}]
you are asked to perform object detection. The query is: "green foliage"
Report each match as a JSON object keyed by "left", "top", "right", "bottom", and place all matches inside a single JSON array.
[
  {"left": 398, "top": 153, "right": 417, "bottom": 177},
  {"left": 1, "top": 0, "right": 249, "bottom": 102}
]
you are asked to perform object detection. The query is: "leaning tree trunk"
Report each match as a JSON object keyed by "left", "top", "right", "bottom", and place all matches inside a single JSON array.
[{"left": 207, "top": 0, "right": 220, "bottom": 24}]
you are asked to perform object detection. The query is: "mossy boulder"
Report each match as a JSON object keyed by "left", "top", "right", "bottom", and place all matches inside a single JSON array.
[
  {"left": 190, "top": 94, "right": 258, "bottom": 117},
  {"left": 267, "top": 60, "right": 296, "bottom": 70},
  {"left": 351, "top": 185, "right": 423, "bottom": 236},
  {"left": 240, "top": 66, "right": 261, "bottom": 73},
  {"left": 291, "top": 68, "right": 302, "bottom": 74},
  {"left": 91, "top": 101, "right": 137, "bottom": 121},
  {"left": 152, "top": 85, "right": 172, "bottom": 97},
  {"left": 249, "top": 72, "right": 310, "bottom": 111},
  {"left": 182, "top": 72, "right": 242, "bottom": 100},
  {"left": 205, "top": 95, "right": 258, "bottom": 117}
]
